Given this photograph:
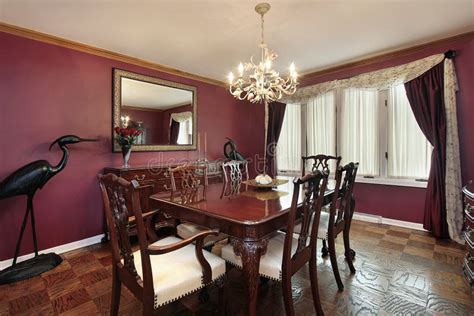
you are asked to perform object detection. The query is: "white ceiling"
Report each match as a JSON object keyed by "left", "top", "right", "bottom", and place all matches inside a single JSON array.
[
  {"left": 0, "top": 0, "right": 473, "bottom": 81},
  {"left": 121, "top": 78, "right": 192, "bottom": 110}
]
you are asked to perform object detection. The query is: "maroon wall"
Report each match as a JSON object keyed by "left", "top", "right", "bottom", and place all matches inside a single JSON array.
[
  {"left": 301, "top": 35, "right": 474, "bottom": 224},
  {"left": 121, "top": 108, "right": 164, "bottom": 143},
  {"left": 0, "top": 31, "right": 264, "bottom": 260}
]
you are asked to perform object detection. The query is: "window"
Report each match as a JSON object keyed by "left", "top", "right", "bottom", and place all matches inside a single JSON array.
[
  {"left": 387, "top": 84, "right": 432, "bottom": 179},
  {"left": 276, "top": 84, "right": 431, "bottom": 185},
  {"left": 340, "top": 88, "right": 379, "bottom": 176},
  {"left": 276, "top": 103, "right": 301, "bottom": 172}
]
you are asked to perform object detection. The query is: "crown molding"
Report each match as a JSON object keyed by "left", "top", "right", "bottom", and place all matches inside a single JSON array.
[
  {"left": 301, "top": 31, "right": 474, "bottom": 82},
  {"left": 0, "top": 21, "right": 226, "bottom": 87}
]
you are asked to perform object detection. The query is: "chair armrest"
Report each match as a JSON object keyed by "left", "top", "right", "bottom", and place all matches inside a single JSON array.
[
  {"left": 147, "top": 229, "right": 219, "bottom": 284},
  {"left": 147, "top": 229, "right": 218, "bottom": 255}
]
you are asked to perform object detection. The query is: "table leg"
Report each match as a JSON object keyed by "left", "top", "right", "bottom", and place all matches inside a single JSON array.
[{"left": 232, "top": 239, "right": 268, "bottom": 316}]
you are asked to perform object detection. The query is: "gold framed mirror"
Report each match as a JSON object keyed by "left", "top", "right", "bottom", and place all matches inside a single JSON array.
[{"left": 113, "top": 68, "right": 197, "bottom": 152}]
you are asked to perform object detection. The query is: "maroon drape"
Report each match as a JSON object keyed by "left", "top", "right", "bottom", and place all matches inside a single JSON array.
[
  {"left": 170, "top": 120, "right": 180, "bottom": 145},
  {"left": 266, "top": 102, "right": 286, "bottom": 178},
  {"left": 404, "top": 62, "right": 449, "bottom": 238}
]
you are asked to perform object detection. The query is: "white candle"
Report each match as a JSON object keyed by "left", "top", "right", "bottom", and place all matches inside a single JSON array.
[{"left": 197, "top": 132, "right": 201, "bottom": 159}]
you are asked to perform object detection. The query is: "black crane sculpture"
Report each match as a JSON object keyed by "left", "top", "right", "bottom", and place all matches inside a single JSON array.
[
  {"left": 0, "top": 135, "right": 96, "bottom": 284},
  {"left": 223, "top": 137, "right": 245, "bottom": 161}
]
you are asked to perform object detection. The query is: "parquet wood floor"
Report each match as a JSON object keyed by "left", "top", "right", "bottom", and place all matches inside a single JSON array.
[{"left": 0, "top": 220, "right": 472, "bottom": 315}]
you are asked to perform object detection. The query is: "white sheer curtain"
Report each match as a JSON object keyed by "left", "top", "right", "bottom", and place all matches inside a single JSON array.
[
  {"left": 388, "top": 84, "right": 432, "bottom": 179},
  {"left": 306, "top": 91, "right": 337, "bottom": 171},
  {"left": 177, "top": 119, "right": 192, "bottom": 144},
  {"left": 340, "top": 88, "right": 379, "bottom": 176},
  {"left": 276, "top": 103, "right": 301, "bottom": 172}
]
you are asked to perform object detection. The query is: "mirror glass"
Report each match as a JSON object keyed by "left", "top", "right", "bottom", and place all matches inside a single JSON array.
[{"left": 113, "top": 69, "right": 197, "bottom": 151}]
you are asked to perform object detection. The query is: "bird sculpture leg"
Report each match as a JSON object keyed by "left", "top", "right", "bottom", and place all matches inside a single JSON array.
[
  {"left": 12, "top": 196, "right": 32, "bottom": 266},
  {"left": 28, "top": 195, "right": 39, "bottom": 257}
]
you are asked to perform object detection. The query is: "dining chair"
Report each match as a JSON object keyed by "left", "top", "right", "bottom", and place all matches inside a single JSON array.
[
  {"left": 221, "top": 171, "right": 329, "bottom": 315},
  {"left": 98, "top": 173, "right": 226, "bottom": 315},
  {"left": 301, "top": 154, "right": 342, "bottom": 177},
  {"left": 301, "top": 154, "right": 342, "bottom": 256},
  {"left": 172, "top": 165, "right": 227, "bottom": 248},
  {"left": 221, "top": 160, "right": 249, "bottom": 197},
  {"left": 295, "top": 162, "right": 359, "bottom": 291}
]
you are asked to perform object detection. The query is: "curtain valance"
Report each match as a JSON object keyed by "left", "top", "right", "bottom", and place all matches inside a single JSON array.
[
  {"left": 281, "top": 54, "right": 444, "bottom": 103},
  {"left": 170, "top": 111, "right": 192, "bottom": 123}
]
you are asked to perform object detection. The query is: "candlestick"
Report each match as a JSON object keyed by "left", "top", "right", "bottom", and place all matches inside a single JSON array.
[{"left": 204, "top": 132, "right": 207, "bottom": 159}]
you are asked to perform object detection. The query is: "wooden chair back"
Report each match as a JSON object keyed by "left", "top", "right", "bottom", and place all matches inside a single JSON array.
[
  {"left": 221, "top": 160, "right": 249, "bottom": 197},
  {"left": 327, "top": 162, "right": 359, "bottom": 236},
  {"left": 283, "top": 170, "right": 329, "bottom": 275},
  {"left": 302, "top": 154, "right": 342, "bottom": 177},
  {"left": 170, "top": 164, "right": 208, "bottom": 205},
  {"left": 97, "top": 173, "right": 155, "bottom": 298}
]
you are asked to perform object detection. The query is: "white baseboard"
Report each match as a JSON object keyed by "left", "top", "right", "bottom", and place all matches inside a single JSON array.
[
  {"left": 0, "top": 234, "right": 103, "bottom": 270},
  {"left": 353, "top": 211, "right": 426, "bottom": 231}
]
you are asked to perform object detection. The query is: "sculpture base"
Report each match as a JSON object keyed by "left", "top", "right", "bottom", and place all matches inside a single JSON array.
[{"left": 0, "top": 253, "right": 63, "bottom": 285}]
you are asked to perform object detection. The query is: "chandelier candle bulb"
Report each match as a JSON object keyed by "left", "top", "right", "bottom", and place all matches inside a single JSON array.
[
  {"left": 228, "top": 72, "right": 234, "bottom": 84},
  {"left": 238, "top": 63, "right": 244, "bottom": 77}
]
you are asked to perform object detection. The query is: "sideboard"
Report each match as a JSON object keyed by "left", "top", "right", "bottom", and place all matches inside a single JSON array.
[
  {"left": 462, "top": 182, "right": 474, "bottom": 288},
  {"left": 102, "top": 160, "right": 224, "bottom": 240}
]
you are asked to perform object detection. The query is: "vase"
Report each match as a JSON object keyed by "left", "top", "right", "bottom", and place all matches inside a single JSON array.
[{"left": 121, "top": 146, "right": 132, "bottom": 168}]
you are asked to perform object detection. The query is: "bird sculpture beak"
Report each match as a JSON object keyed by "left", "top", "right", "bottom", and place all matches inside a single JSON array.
[{"left": 79, "top": 138, "right": 98, "bottom": 142}]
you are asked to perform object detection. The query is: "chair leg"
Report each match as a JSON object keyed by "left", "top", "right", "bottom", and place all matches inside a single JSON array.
[
  {"left": 328, "top": 235, "right": 344, "bottom": 291},
  {"left": 110, "top": 269, "right": 121, "bottom": 316},
  {"left": 343, "top": 198, "right": 356, "bottom": 274},
  {"left": 199, "top": 287, "right": 210, "bottom": 303},
  {"left": 309, "top": 253, "right": 324, "bottom": 315},
  {"left": 321, "top": 239, "right": 329, "bottom": 258},
  {"left": 281, "top": 275, "right": 295, "bottom": 316},
  {"left": 143, "top": 303, "right": 154, "bottom": 316},
  {"left": 217, "top": 277, "right": 226, "bottom": 316}
]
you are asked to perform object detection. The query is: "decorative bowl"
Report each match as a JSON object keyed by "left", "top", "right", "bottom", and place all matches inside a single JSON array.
[{"left": 243, "top": 178, "right": 289, "bottom": 190}]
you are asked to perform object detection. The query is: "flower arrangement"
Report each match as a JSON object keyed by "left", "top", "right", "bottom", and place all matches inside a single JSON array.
[{"left": 114, "top": 127, "right": 142, "bottom": 147}]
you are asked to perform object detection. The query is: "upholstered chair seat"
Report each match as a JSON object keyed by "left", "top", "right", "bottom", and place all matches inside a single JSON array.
[
  {"left": 221, "top": 232, "right": 300, "bottom": 280},
  {"left": 177, "top": 223, "right": 228, "bottom": 248},
  {"left": 294, "top": 212, "right": 330, "bottom": 239},
  {"left": 131, "top": 236, "right": 226, "bottom": 308}
]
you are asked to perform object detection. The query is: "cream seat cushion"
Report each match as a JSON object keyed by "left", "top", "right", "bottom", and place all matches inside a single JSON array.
[
  {"left": 293, "top": 212, "right": 330, "bottom": 239},
  {"left": 221, "top": 232, "right": 300, "bottom": 280},
  {"left": 177, "top": 222, "right": 228, "bottom": 247},
  {"left": 132, "top": 236, "right": 226, "bottom": 308}
]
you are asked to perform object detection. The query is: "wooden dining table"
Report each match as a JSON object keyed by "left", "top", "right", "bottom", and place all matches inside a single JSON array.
[{"left": 149, "top": 177, "right": 337, "bottom": 316}]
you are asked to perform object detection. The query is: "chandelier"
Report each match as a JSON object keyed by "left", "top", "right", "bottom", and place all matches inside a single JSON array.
[{"left": 227, "top": 3, "right": 298, "bottom": 104}]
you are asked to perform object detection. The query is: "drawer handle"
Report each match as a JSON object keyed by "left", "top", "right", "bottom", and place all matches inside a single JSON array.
[{"left": 134, "top": 174, "right": 146, "bottom": 181}]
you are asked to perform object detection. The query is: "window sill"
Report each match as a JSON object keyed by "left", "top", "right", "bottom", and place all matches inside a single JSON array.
[
  {"left": 278, "top": 171, "right": 428, "bottom": 188},
  {"left": 356, "top": 177, "right": 428, "bottom": 188}
]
